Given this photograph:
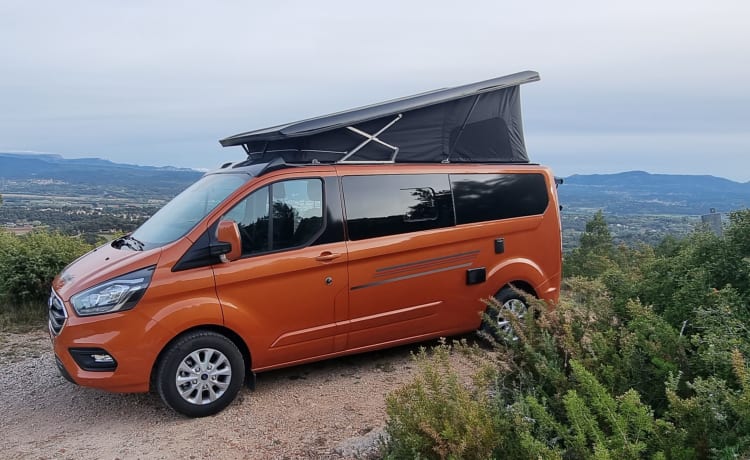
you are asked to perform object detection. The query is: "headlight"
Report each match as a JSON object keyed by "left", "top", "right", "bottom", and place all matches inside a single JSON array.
[{"left": 70, "top": 266, "right": 155, "bottom": 317}]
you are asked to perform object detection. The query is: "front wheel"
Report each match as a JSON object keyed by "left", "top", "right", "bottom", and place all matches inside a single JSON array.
[{"left": 156, "top": 330, "right": 245, "bottom": 417}]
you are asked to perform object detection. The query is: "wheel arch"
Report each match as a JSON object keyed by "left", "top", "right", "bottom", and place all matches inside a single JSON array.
[
  {"left": 487, "top": 257, "right": 545, "bottom": 299},
  {"left": 150, "top": 324, "right": 252, "bottom": 391}
]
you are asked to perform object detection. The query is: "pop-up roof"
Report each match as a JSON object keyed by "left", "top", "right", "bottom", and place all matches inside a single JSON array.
[{"left": 220, "top": 71, "right": 539, "bottom": 164}]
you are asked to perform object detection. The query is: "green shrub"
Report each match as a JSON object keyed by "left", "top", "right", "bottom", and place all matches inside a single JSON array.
[
  {"left": 564, "top": 210, "right": 617, "bottom": 279},
  {"left": 0, "top": 230, "right": 92, "bottom": 304},
  {"left": 383, "top": 305, "right": 691, "bottom": 459},
  {"left": 613, "top": 301, "right": 687, "bottom": 414},
  {"left": 384, "top": 212, "right": 750, "bottom": 459},
  {"left": 383, "top": 342, "right": 505, "bottom": 460},
  {"left": 639, "top": 229, "right": 749, "bottom": 331},
  {"left": 688, "top": 288, "right": 750, "bottom": 385},
  {"left": 725, "top": 209, "right": 750, "bottom": 258},
  {"left": 665, "top": 350, "right": 750, "bottom": 458}
]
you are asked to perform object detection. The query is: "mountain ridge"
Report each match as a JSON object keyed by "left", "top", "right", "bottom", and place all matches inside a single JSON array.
[
  {"left": 0, "top": 152, "right": 203, "bottom": 200},
  {"left": 565, "top": 170, "right": 749, "bottom": 187},
  {"left": 0, "top": 152, "right": 198, "bottom": 173},
  {"left": 560, "top": 170, "right": 750, "bottom": 215},
  {"left": 2, "top": 152, "right": 748, "bottom": 215}
]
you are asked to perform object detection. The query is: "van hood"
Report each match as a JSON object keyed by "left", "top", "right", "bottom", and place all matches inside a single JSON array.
[{"left": 53, "top": 242, "right": 162, "bottom": 301}]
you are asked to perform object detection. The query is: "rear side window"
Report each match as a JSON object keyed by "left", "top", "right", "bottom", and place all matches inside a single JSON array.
[
  {"left": 342, "top": 174, "right": 454, "bottom": 240},
  {"left": 451, "top": 173, "right": 549, "bottom": 225},
  {"left": 223, "top": 178, "right": 324, "bottom": 255}
]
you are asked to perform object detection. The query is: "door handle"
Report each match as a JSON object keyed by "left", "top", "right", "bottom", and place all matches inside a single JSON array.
[{"left": 315, "top": 251, "right": 342, "bottom": 262}]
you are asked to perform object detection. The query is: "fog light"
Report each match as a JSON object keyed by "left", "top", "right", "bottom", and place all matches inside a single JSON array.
[
  {"left": 69, "top": 348, "right": 118, "bottom": 371},
  {"left": 92, "top": 354, "right": 114, "bottom": 363}
]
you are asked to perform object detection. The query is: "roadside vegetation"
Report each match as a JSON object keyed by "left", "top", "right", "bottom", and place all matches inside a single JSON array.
[
  {"left": 0, "top": 230, "right": 92, "bottom": 331},
  {"left": 383, "top": 209, "right": 750, "bottom": 459},
  {"left": 2, "top": 203, "right": 750, "bottom": 457}
]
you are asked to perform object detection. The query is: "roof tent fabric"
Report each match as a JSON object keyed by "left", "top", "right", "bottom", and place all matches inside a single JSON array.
[{"left": 220, "top": 71, "right": 539, "bottom": 164}]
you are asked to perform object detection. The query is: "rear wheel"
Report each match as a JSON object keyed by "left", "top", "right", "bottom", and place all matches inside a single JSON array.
[
  {"left": 156, "top": 330, "right": 245, "bottom": 417},
  {"left": 483, "top": 287, "right": 530, "bottom": 340}
]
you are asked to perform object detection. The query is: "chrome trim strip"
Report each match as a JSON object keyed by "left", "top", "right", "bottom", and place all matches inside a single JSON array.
[
  {"left": 375, "top": 250, "right": 480, "bottom": 274},
  {"left": 351, "top": 262, "right": 472, "bottom": 291}
]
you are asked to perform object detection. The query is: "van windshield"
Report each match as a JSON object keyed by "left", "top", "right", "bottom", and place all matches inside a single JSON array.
[{"left": 130, "top": 173, "right": 249, "bottom": 248}]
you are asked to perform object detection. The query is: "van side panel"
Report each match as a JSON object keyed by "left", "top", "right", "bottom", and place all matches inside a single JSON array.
[
  {"left": 345, "top": 231, "right": 475, "bottom": 347},
  {"left": 214, "top": 242, "right": 349, "bottom": 369},
  {"left": 339, "top": 165, "right": 561, "bottom": 350}
]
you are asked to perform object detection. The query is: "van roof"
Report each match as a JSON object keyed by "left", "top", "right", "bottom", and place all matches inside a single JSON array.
[{"left": 219, "top": 71, "right": 539, "bottom": 166}]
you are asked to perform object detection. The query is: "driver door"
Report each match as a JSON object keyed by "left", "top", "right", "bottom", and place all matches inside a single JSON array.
[{"left": 212, "top": 175, "right": 349, "bottom": 370}]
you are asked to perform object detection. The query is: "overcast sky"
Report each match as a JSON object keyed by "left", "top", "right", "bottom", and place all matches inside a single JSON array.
[{"left": 1, "top": 1, "right": 748, "bottom": 181}]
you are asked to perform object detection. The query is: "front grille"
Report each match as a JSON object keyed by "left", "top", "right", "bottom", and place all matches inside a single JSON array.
[{"left": 48, "top": 291, "right": 67, "bottom": 336}]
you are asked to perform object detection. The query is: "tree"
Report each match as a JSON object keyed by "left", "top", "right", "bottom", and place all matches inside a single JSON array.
[
  {"left": 564, "top": 210, "right": 616, "bottom": 278},
  {"left": 726, "top": 209, "right": 750, "bottom": 257},
  {"left": 579, "top": 210, "right": 614, "bottom": 254}
]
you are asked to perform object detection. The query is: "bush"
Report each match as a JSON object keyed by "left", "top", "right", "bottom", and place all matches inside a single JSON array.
[
  {"left": 726, "top": 209, "right": 750, "bottom": 257},
  {"left": 383, "top": 342, "right": 505, "bottom": 460},
  {"left": 0, "top": 229, "right": 92, "bottom": 306},
  {"left": 563, "top": 210, "right": 616, "bottom": 279},
  {"left": 383, "top": 212, "right": 750, "bottom": 459},
  {"left": 665, "top": 350, "right": 750, "bottom": 458}
]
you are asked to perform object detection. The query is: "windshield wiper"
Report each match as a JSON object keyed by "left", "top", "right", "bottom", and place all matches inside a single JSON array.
[
  {"left": 112, "top": 235, "right": 145, "bottom": 251},
  {"left": 128, "top": 235, "right": 145, "bottom": 251}
]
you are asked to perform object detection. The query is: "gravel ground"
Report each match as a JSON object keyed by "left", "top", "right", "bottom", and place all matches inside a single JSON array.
[{"left": 0, "top": 328, "right": 459, "bottom": 459}]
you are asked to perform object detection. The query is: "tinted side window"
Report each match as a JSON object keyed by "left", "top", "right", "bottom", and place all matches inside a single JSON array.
[
  {"left": 223, "top": 178, "right": 324, "bottom": 255},
  {"left": 451, "top": 173, "right": 549, "bottom": 225},
  {"left": 342, "top": 174, "right": 454, "bottom": 240}
]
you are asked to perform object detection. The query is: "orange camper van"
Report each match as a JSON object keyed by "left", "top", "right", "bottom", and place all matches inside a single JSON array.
[{"left": 49, "top": 71, "right": 562, "bottom": 417}]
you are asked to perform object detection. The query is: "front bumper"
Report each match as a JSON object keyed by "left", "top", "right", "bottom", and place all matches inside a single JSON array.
[
  {"left": 50, "top": 306, "right": 170, "bottom": 393},
  {"left": 55, "top": 355, "right": 76, "bottom": 384}
]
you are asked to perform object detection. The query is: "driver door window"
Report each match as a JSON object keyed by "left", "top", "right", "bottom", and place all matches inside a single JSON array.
[{"left": 223, "top": 178, "right": 323, "bottom": 256}]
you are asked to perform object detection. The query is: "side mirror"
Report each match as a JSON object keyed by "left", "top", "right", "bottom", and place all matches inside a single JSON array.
[{"left": 214, "top": 220, "right": 242, "bottom": 263}]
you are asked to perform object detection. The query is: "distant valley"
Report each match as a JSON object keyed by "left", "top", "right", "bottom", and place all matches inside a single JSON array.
[
  {"left": 560, "top": 170, "right": 750, "bottom": 216},
  {"left": 1, "top": 152, "right": 748, "bottom": 248},
  {"left": 2, "top": 152, "right": 748, "bottom": 215},
  {"left": 0, "top": 152, "right": 201, "bottom": 200},
  {"left": 0, "top": 153, "right": 203, "bottom": 241}
]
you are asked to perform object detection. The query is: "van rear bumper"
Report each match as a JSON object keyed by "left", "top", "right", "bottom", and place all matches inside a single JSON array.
[{"left": 538, "top": 271, "right": 561, "bottom": 305}]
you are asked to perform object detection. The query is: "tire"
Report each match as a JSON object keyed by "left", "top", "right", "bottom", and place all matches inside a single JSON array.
[
  {"left": 482, "top": 287, "right": 530, "bottom": 340},
  {"left": 156, "top": 330, "right": 245, "bottom": 417}
]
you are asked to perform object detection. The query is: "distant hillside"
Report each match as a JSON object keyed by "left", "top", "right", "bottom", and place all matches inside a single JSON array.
[
  {"left": 2, "top": 154, "right": 748, "bottom": 216},
  {"left": 560, "top": 171, "right": 750, "bottom": 215},
  {"left": 0, "top": 152, "right": 203, "bottom": 199}
]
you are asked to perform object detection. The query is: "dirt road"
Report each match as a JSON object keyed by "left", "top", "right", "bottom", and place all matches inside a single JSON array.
[{"left": 0, "top": 329, "right": 444, "bottom": 459}]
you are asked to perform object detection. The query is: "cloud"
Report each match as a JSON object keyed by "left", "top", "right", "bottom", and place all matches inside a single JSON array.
[{"left": 1, "top": 1, "right": 748, "bottom": 179}]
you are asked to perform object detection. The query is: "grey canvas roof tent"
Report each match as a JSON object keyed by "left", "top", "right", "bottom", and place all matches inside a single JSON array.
[{"left": 220, "top": 71, "right": 539, "bottom": 165}]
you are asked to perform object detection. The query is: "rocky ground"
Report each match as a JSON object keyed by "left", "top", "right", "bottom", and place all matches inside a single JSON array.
[{"left": 0, "top": 328, "right": 466, "bottom": 459}]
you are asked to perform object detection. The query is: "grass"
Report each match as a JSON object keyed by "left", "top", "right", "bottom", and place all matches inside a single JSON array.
[
  {"left": 0, "top": 332, "right": 48, "bottom": 364},
  {"left": 0, "top": 300, "right": 49, "bottom": 364},
  {"left": 0, "top": 300, "right": 48, "bottom": 332}
]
